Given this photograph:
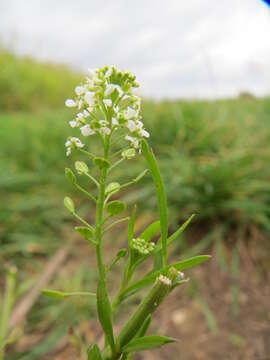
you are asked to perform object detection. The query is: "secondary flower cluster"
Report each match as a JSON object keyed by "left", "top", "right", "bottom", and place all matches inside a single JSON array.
[
  {"left": 131, "top": 237, "right": 155, "bottom": 255},
  {"left": 65, "top": 66, "right": 149, "bottom": 156}
]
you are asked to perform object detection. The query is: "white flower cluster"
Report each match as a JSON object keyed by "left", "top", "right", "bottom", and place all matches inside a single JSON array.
[
  {"left": 131, "top": 237, "right": 155, "bottom": 255},
  {"left": 65, "top": 66, "right": 149, "bottom": 156}
]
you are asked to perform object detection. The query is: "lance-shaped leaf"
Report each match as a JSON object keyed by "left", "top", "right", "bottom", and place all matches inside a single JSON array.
[
  {"left": 120, "top": 255, "right": 211, "bottom": 300},
  {"left": 154, "top": 214, "right": 195, "bottom": 270},
  {"left": 139, "top": 220, "right": 160, "bottom": 242},
  {"left": 42, "top": 289, "right": 96, "bottom": 299},
  {"left": 122, "top": 335, "right": 176, "bottom": 353},
  {"left": 135, "top": 315, "right": 151, "bottom": 338},
  {"left": 128, "top": 205, "right": 137, "bottom": 247},
  {"left": 87, "top": 344, "right": 102, "bottom": 360},
  {"left": 141, "top": 140, "right": 168, "bottom": 267},
  {"left": 96, "top": 278, "right": 115, "bottom": 352}
]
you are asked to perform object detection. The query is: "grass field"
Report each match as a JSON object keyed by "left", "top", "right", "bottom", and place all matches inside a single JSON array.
[{"left": 1, "top": 52, "right": 270, "bottom": 359}]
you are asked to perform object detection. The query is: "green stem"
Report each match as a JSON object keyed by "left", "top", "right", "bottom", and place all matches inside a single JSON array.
[
  {"left": 104, "top": 272, "right": 174, "bottom": 360},
  {"left": 0, "top": 267, "right": 17, "bottom": 360}
]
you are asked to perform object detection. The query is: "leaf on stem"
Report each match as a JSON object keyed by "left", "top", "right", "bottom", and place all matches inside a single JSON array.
[
  {"left": 42, "top": 289, "right": 96, "bottom": 299},
  {"left": 141, "top": 140, "right": 168, "bottom": 268},
  {"left": 139, "top": 220, "right": 160, "bottom": 243},
  {"left": 96, "top": 278, "right": 115, "bottom": 352},
  {"left": 87, "top": 344, "right": 102, "bottom": 360},
  {"left": 122, "top": 335, "right": 176, "bottom": 353},
  {"left": 153, "top": 214, "right": 195, "bottom": 270},
  {"left": 120, "top": 255, "right": 211, "bottom": 300}
]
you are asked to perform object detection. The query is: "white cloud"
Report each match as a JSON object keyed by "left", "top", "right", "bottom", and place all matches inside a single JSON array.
[{"left": 0, "top": 0, "right": 269, "bottom": 98}]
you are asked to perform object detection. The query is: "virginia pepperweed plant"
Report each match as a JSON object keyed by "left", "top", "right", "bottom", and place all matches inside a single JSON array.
[{"left": 44, "top": 66, "right": 210, "bottom": 359}]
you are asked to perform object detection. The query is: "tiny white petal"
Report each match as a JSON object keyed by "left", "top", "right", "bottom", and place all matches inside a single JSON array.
[
  {"left": 140, "top": 129, "right": 150, "bottom": 138},
  {"left": 65, "top": 99, "right": 76, "bottom": 107},
  {"left": 69, "top": 120, "right": 77, "bottom": 128},
  {"left": 84, "top": 91, "right": 95, "bottom": 105},
  {"left": 80, "top": 124, "right": 95, "bottom": 136},
  {"left": 103, "top": 99, "right": 112, "bottom": 107},
  {"left": 112, "top": 117, "right": 119, "bottom": 126},
  {"left": 75, "top": 86, "right": 85, "bottom": 96},
  {"left": 105, "top": 84, "right": 115, "bottom": 97},
  {"left": 127, "top": 120, "right": 137, "bottom": 132},
  {"left": 105, "top": 67, "right": 112, "bottom": 78}
]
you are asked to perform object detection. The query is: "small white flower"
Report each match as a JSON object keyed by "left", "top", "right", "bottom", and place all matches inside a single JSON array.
[
  {"left": 80, "top": 124, "right": 95, "bottom": 136},
  {"left": 77, "top": 112, "right": 84, "bottom": 119},
  {"left": 65, "top": 137, "right": 84, "bottom": 156},
  {"left": 75, "top": 86, "right": 85, "bottom": 96},
  {"left": 105, "top": 67, "right": 112, "bottom": 78},
  {"left": 140, "top": 129, "right": 150, "bottom": 138},
  {"left": 100, "top": 127, "right": 111, "bottom": 135},
  {"left": 84, "top": 91, "right": 95, "bottom": 106},
  {"left": 103, "top": 99, "right": 112, "bottom": 107},
  {"left": 104, "top": 84, "right": 123, "bottom": 97},
  {"left": 65, "top": 99, "right": 76, "bottom": 107},
  {"left": 125, "top": 135, "right": 139, "bottom": 149},
  {"left": 112, "top": 117, "right": 119, "bottom": 126},
  {"left": 104, "top": 84, "right": 115, "bottom": 97},
  {"left": 158, "top": 275, "right": 172, "bottom": 286},
  {"left": 127, "top": 120, "right": 137, "bottom": 132},
  {"left": 78, "top": 99, "right": 83, "bottom": 109},
  {"left": 69, "top": 120, "right": 77, "bottom": 128},
  {"left": 124, "top": 107, "right": 137, "bottom": 120},
  {"left": 99, "top": 120, "right": 109, "bottom": 127}
]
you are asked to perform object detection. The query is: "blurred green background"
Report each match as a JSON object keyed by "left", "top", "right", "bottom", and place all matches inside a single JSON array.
[{"left": 1, "top": 51, "right": 270, "bottom": 360}]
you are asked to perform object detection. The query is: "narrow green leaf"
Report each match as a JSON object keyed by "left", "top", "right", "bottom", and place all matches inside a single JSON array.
[
  {"left": 154, "top": 214, "right": 195, "bottom": 271},
  {"left": 122, "top": 335, "right": 176, "bottom": 353},
  {"left": 128, "top": 205, "right": 137, "bottom": 247},
  {"left": 155, "top": 214, "right": 195, "bottom": 254},
  {"left": 65, "top": 168, "right": 77, "bottom": 184},
  {"left": 141, "top": 140, "right": 168, "bottom": 267},
  {"left": 64, "top": 196, "right": 75, "bottom": 213},
  {"left": 105, "top": 200, "right": 126, "bottom": 216},
  {"left": 87, "top": 344, "right": 102, "bottom": 360},
  {"left": 139, "top": 221, "right": 160, "bottom": 243},
  {"left": 136, "top": 315, "right": 151, "bottom": 338},
  {"left": 42, "top": 289, "right": 96, "bottom": 299},
  {"left": 120, "top": 255, "right": 211, "bottom": 300},
  {"left": 96, "top": 278, "right": 115, "bottom": 352}
]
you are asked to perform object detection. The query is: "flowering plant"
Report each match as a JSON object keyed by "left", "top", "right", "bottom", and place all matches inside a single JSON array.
[{"left": 44, "top": 66, "right": 210, "bottom": 359}]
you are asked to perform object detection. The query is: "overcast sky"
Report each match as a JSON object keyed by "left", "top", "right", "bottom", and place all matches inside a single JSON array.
[{"left": 0, "top": 0, "right": 269, "bottom": 98}]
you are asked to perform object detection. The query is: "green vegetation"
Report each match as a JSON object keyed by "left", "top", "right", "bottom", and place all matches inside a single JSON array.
[{"left": 0, "top": 52, "right": 270, "bottom": 359}]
